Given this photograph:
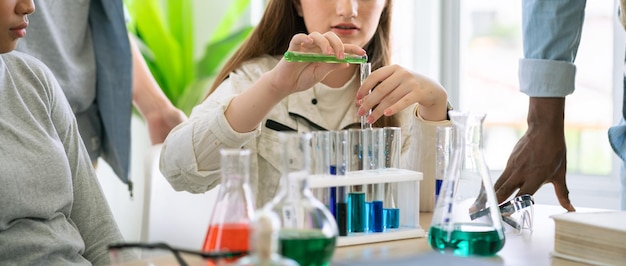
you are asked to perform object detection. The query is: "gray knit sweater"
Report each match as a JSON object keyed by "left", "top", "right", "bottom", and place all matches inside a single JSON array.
[{"left": 0, "top": 51, "right": 132, "bottom": 265}]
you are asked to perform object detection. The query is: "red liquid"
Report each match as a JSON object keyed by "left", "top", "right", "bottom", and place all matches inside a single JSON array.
[{"left": 202, "top": 223, "right": 250, "bottom": 252}]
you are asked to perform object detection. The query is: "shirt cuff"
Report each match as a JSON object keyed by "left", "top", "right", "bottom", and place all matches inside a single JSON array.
[
  {"left": 518, "top": 58, "right": 576, "bottom": 97},
  {"left": 414, "top": 104, "right": 451, "bottom": 126}
]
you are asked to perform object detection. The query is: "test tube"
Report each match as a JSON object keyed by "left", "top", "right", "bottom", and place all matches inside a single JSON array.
[
  {"left": 311, "top": 131, "right": 333, "bottom": 215},
  {"left": 332, "top": 130, "right": 350, "bottom": 236},
  {"left": 360, "top": 63, "right": 372, "bottom": 130},
  {"left": 369, "top": 128, "right": 385, "bottom": 232},
  {"left": 347, "top": 129, "right": 367, "bottom": 232},
  {"left": 383, "top": 127, "right": 401, "bottom": 229},
  {"left": 436, "top": 126, "right": 454, "bottom": 203}
]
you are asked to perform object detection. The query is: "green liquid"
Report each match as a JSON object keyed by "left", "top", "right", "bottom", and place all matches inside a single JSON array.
[
  {"left": 279, "top": 229, "right": 337, "bottom": 266},
  {"left": 284, "top": 51, "right": 367, "bottom": 64},
  {"left": 428, "top": 223, "right": 505, "bottom": 256}
]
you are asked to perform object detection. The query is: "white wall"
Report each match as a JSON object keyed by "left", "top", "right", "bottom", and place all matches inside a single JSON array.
[{"left": 97, "top": 115, "right": 150, "bottom": 243}]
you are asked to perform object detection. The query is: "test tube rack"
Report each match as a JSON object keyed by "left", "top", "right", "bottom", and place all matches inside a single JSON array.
[{"left": 309, "top": 168, "right": 425, "bottom": 247}]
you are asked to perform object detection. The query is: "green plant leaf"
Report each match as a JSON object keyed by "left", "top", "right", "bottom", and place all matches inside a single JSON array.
[
  {"left": 196, "top": 26, "right": 254, "bottom": 79},
  {"left": 210, "top": 0, "right": 251, "bottom": 43},
  {"left": 124, "top": 0, "right": 254, "bottom": 115},
  {"left": 166, "top": 0, "right": 195, "bottom": 84},
  {"left": 127, "top": 0, "right": 184, "bottom": 101},
  {"left": 176, "top": 77, "right": 216, "bottom": 115}
]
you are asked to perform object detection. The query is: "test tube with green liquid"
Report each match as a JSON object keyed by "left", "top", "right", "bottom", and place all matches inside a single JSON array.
[{"left": 284, "top": 51, "right": 367, "bottom": 64}]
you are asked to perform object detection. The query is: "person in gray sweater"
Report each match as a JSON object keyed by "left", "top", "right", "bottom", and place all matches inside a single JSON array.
[{"left": 0, "top": 0, "right": 135, "bottom": 264}]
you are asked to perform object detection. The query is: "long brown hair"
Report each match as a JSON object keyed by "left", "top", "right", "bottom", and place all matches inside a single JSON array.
[{"left": 208, "top": 0, "right": 396, "bottom": 127}]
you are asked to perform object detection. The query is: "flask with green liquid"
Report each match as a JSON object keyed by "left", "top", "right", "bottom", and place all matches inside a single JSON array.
[
  {"left": 263, "top": 132, "right": 338, "bottom": 266},
  {"left": 428, "top": 111, "right": 505, "bottom": 256}
]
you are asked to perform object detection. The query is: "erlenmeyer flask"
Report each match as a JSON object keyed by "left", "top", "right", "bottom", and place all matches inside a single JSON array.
[
  {"left": 234, "top": 210, "right": 299, "bottom": 266},
  {"left": 202, "top": 149, "right": 255, "bottom": 258},
  {"left": 264, "top": 132, "right": 338, "bottom": 266},
  {"left": 428, "top": 111, "right": 505, "bottom": 256}
]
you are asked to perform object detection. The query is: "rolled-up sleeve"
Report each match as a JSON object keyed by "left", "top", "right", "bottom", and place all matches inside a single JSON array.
[
  {"left": 159, "top": 78, "right": 260, "bottom": 193},
  {"left": 519, "top": 0, "right": 586, "bottom": 97}
]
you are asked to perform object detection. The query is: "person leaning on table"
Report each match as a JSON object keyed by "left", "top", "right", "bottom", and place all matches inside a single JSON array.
[
  {"left": 496, "top": 0, "right": 626, "bottom": 211},
  {"left": 494, "top": 0, "right": 584, "bottom": 212},
  {"left": 0, "top": 0, "right": 136, "bottom": 264}
]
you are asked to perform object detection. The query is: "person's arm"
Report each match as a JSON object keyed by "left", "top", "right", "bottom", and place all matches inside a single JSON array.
[
  {"left": 45, "top": 68, "right": 135, "bottom": 264},
  {"left": 129, "top": 34, "right": 187, "bottom": 144},
  {"left": 494, "top": 0, "right": 586, "bottom": 212}
]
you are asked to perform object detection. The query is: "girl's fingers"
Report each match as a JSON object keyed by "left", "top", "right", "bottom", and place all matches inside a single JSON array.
[
  {"left": 305, "top": 32, "right": 333, "bottom": 54},
  {"left": 323, "top": 32, "right": 345, "bottom": 59},
  {"left": 287, "top": 33, "right": 314, "bottom": 51}
]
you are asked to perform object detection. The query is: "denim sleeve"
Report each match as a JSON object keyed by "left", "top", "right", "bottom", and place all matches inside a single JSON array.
[{"left": 519, "top": 0, "right": 586, "bottom": 97}]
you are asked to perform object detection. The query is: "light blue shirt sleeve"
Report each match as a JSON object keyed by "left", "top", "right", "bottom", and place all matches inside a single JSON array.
[{"left": 519, "top": 0, "right": 586, "bottom": 97}]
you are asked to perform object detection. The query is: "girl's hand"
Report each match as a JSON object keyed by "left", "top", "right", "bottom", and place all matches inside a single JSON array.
[
  {"left": 356, "top": 65, "right": 448, "bottom": 122},
  {"left": 267, "top": 32, "right": 366, "bottom": 97}
]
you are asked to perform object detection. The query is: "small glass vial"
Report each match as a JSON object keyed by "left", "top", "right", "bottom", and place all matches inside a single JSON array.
[
  {"left": 202, "top": 149, "right": 255, "bottom": 260},
  {"left": 428, "top": 111, "right": 505, "bottom": 256},
  {"left": 235, "top": 211, "right": 299, "bottom": 266},
  {"left": 264, "top": 132, "right": 338, "bottom": 266}
]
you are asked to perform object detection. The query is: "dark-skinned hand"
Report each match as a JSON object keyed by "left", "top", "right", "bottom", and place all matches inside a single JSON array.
[{"left": 494, "top": 97, "right": 575, "bottom": 212}]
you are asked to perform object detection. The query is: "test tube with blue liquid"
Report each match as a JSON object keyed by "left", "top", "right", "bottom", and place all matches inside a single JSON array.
[
  {"left": 347, "top": 129, "right": 367, "bottom": 233},
  {"left": 367, "top": 128, "right": 385, "bottom": 232},
  {"left": 383, "top": 127, "right": 401, "bottom": 229},
  {"left": 332, "top": 130, "right": 350, "bottom": 236}
]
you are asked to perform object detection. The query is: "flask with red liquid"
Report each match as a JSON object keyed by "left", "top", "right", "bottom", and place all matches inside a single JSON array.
[{"left": 202, "top": 149, "right": 255, "bottom": 260}]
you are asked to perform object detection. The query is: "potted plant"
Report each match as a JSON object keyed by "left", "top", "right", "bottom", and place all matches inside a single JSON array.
[{"left": 124, "top": 0, "right": 254, "bottom": 115}]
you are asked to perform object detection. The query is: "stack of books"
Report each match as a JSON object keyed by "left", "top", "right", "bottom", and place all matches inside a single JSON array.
[{"left": 551, "top": 211, "right": 626, "bottom": 265}]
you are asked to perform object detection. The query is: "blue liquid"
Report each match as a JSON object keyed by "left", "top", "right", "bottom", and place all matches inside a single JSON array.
[
  {"left": 428, "top": 223, "right": 505, "bottom": 256},
  {"left": 435, "top": 179, "right": 443, "bottom": 202},
  {"left": 329, "top": 165, "right": 337, "bottom": 217},
  {"left": 348, "top": 192, "right": 366, "bottom": 232},
  {"left": 371, "top": 201, "right": 384, "bottom": 232},
  {"left": 383, "top": 208, "right": 400, "bottom": 229}
]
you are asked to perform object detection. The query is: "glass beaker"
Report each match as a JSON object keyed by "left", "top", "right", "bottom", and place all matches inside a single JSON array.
[
  {"left": 264, "top": 132, "right": 338, "bottom": 266},
  {"left": 202, "top": 149, "right": 255, "bottom": 259},
  {"left": 428, "top": 111, "right": 505, "bottom": 256}
]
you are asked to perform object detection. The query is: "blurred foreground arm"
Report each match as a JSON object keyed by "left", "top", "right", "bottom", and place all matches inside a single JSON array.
[{"left": 129, "top": 34, "right": 187, "bottom": 144}]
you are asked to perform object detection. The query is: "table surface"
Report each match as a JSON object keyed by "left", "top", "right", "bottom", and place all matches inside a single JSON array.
[
  {"left": 117, "top": 204, "right": 599, "bottom": 266},
  {"left": 333, "top": 204, "right": 593, "bottom": 266}
]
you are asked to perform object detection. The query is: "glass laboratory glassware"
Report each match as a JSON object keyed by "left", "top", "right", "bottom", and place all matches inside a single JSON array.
[
  {"left": 367, "top": 128, "right": 385, "bottom": 232},
  {"left": 264, "top": 132, "right": 338, "bottom": 266},
  {"left": 202, "top": 149, "right": 255, "bottom": 260},
  {"left": 346, "top": 128, "right": 367, "bottom": 233},
  {"left": 235, "top": 211, "right": 299, "bottom": 266},
  {"left": 283, "top": 51, "right": 367, "bottom": 64},
  {"left": 435, "top": 125, "right": 454, "bottom": 203},
  {"left": 383, "top": 127, "right": 401, "bottom": 229},
  {"left": 311, "top": 131, "right": 334, "bottom": 216},
  {"left": 332, "top": 130, "right": 350, "bottom": 236},
  {"left": 428, "top": 111, "right": 505, "bottom": 256},
  {"left": 360, "top": 63, "right": 372, "bottom": 129}
]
